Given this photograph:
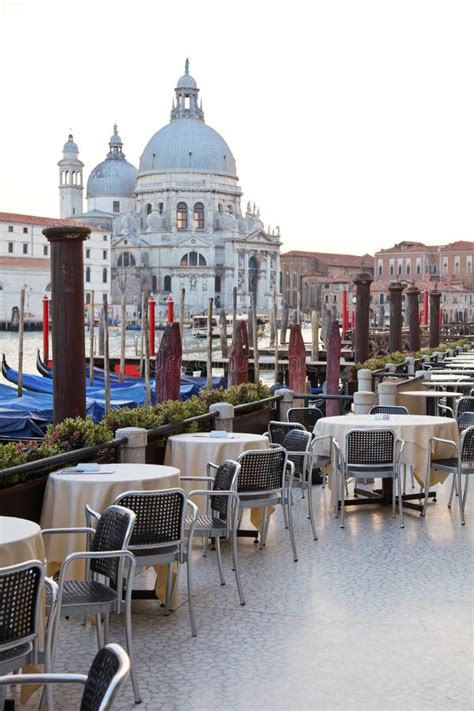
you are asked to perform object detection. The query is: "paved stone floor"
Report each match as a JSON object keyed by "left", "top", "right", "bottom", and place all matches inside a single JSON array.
[{"left": 21, "top": 481, "right": 473, "bottom": 710}]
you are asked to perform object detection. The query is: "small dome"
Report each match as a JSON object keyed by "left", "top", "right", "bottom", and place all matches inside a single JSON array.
[
  {"left": 63, "top": 134, "right": 78, "bottom": 153},
  {"left": 87, "top": 158, "right": 137, "bottom": 198},
  {"left": 177, "top": 73, "right": 197, "bottom": 89}
]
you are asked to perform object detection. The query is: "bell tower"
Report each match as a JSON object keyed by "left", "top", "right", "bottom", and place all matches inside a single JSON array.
[{"left": 58, "top": 133, "right": 84, "bottom": 217}]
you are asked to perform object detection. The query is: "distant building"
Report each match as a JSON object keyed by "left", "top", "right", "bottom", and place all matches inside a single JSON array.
[
  {"left": 57, "top": 62, "right": 281, "bottom": 316},
  {"left": 0, "top": 213, "right": 111, "bottom": 326}
]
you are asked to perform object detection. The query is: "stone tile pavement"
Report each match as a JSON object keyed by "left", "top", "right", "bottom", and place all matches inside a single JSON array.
[{"left": 21, "top": 481, "right": 473, "bottom": 710}]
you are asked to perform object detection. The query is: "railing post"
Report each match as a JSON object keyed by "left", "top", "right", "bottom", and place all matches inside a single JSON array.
[
  {"left": 116, "top": 427, "right": 147, "bottom": 464},
  {"left": 274, "top": 388, "right": 294, "bottom": 421},
  {"left": 353, "top": 391, "right": 375, "bottom": 414},
  {"left": 378, "top": 381, "right": 398, "bottom": 407},
  {"left": 357, "top": 368, "right": 373, "bottom": 392},
  {"left": 209, "top": 403, "right": 234, "bottom": 433},
  {"left": 406, "top": 357, "right": 415, "bottom": 375}
]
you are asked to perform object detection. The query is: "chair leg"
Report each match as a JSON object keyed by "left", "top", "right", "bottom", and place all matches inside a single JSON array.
[
  {"left": 398, "top": 473, "right": 404, "bottom": 528},
  {"left": 307, "top": 477, "right": 318, "bottom": 540},
  {"left": 410, "top": 465, "right": 415, "bottom": 489},
  {"left": 186, "top": 552, "right": 197, "bottom": 637},
  {"left": 283, "top": 498, "right": 289, "bottom": 529},
  {"left": 285, "top": 498, "right": 298, "bottom": 562},
  {"left": 340, "top": 472, "right": 345, "bottom": 528},
  {"left": 231, "top": 527, "right": 246, "bottom": 606},
  {"left": 95, "top": 614, "right": 104, "bottom": 650},
  {"left": 392, "top": 478, "right": 396, "bottom": 518},
  {"left": 262, "top": 510, "right": 271, "bottom": 546},
  {"left": 215, "top": 536, "right": 226, "bottom": 586},
  {"left": 421, "top": 469, "right": 431, "bottom": 518},
  {"left": 402, "top": 463, "right": 407, "bottom": 496},
  {"left": 448, "top": 473, "right": 457, "bottom": 508},
  {"left": 103, "top": 613, "right": 110, "bottom": 645},
  {"left": 124, "top": 596, "right": 142, "bottom": 703},
  {"left": 458, "top": 472, "right": 465, "bottom": 525},
  {"left": 258, "top": 508, "right": 267, "bottom": 550}
]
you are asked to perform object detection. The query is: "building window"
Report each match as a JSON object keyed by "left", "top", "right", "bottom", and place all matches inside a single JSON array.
[
  {"left": 8, "top": 242, "right": 13, "bottom": 253},
  {"left": 85, "top": 267, "right": 91, "bottom": 282},
  {"left": 215, "top": 275, "right": 221, "bottom": 293},
  {"left": 176, "top": 202, "right": 188, "bottom": 230},
  {"left": 442, "top": 257, "right": 448, "bottom": 274},
  {"left": 194, "top": 202, "right": 205, "bottom": 229},
  {"left": 152, "top": 275, "right": 157, "bottom": 293},
  {"left": 416, "top": 259, "right": 421, "bottom": 275},
  {"left": 467, "top": 257, "right": 472, "bottom": 274},
  {"left": 86, "top": 248, "right": 91, "bottom": 259},
  {"left": 8, "top": 226, "right": 13, "bottom": 233},
  {"left": 389, "top": 265, "right": 394, "bottom": 276},
  {"left": 102, "top": 268, "right": 107, "bottom": 283},
  {"left": 85, "top": 292, "right": 91, "bottom": 305},
  {"left": 249, "top": 256, "right": 258, "bottom": 293},
  {"left": 23, "top": 227, "right": 28, "bottom": 234},
  {"left": 164, "top": 275, "right": 172, "bottom": 292},
  {"left": 72, "top": 208, "right": 76, "bottom": 215},
  {"left": 389, "top": 259, "right": 394, "bottom": 276},
  {"left": 43, "top": 245, "right": 48, "bottom": 256},
  {"left": 405, "top": 259, "right": 411, "bottom": 275},
  {"left": 103, "top": 250, "right": 107, "bottom": 260},
  {"left": 145, "top": 203, "right": 152, "bottom": 215},
  {"left": 377, "top": 260, "right": 383, "bottom": 276},
  {"left": 454, "top": 257, "right": 460, "bottom": 274},
  {"left": 117, "top": 252, "right": 136, "bottom": 267},
  {"left": 23, "top": 243, "right": 28, "bottom": 255},
  {"left": 113, "top": 201, "right": 120, "bottom": 213},
  {"left": 103, "top": 235, "right": 108, "bottom": 242},
  {"left": 179, "top": 252, "right": 207, "bottom": 266},
  {"left": 333, "top": 294, "right": 337, "bottom": 303}
]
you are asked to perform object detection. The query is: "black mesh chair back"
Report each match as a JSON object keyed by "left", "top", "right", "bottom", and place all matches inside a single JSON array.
[
  {"left": 90, "top": 506, "right": 135, "bottom": 584},
  {"left": 283, "top": 429, "right": 312, "bottom": 478},
  {"left": 0, "top": 561, "right": 43, "bottom": 653},
  {"left": 369, "top": 405, "right": 408, "bottom": 415},
  {"left": 346, "top": 429, "right": 396, "bottom": 468},
  {"left": 237, "top": 448, "right": 287, "bottom": 493},
  {"left": 80, "top": 643, "right": 129, "bottom": 711},
  {"left": 115, "top": 489, "right": 186, "bottom": 547},
  {"left": 456, "top": 397, "right": 474, "bottom": 418},
  {"left": 460, "top": 426, "right": 474, "bottom": 463},
  {"left": 267, "top": 420, "right": 305, "bottom": 446},
  {"left": 457, "top": 411, "right": 474, "bottom": 433},
  {"left": 288, "top": 407, "right": 324, "bottom": 430},
  {"left": 210, "top": 460, "right": 240, "bottom": 517}
]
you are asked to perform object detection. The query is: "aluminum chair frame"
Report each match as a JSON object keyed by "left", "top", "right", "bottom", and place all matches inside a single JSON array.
[
  {"left": 0, "top": 642, "right": 130, "bottom": 711},
  {"left": 182, "top": 459, "right": 245, "bottom": 605},
  {"left": 287, "top": 407, "right": 324, "bottom": 431},
  {"left": 236, "top": 447, "right": 298, "bottom": 562},
  {"left": 427, "top": 425, "right": 474, "bottom": 524},
  {"left": 265, "top": 420, "right": 305, "bottom": 447},
  {"left": 336, "top": 429, "right": 405, "bottom": 529},
  {"left": 282, "top": 429, "right": 319, "bottom": 540},
  {"left": 42, "top": 505, "right": 141, "bottom": 704},
  {"left": 111, "top": 488, "right": 198, "bottom": 638},
  {"left": 369, "top": 405, "right": 409, "bottom": 415}
]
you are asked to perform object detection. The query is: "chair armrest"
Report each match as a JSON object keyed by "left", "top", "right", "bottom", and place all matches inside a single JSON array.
[
  {"left": 187, "top": 489, "right": 239, "bottom": 501},
  {"left": 206, "top": 462, "right": 219, "bottom": 475},
  {"left": 428, "top": 435, "right": 458, "bottom": 451},
  {"left": 437, "top": 404, "right": 454, "bottom": 418},
  {"left": 85, "top": 504, "right": 101, "bottom": 527},
  {"left": 42, "top": 527, "right": 96, "bottom": 537},
  {"left": 180, "top": 476, "right": 214, "bottom": 482},
  {"left": 0, "top": 673, "right": 88, "bottom": 687}
]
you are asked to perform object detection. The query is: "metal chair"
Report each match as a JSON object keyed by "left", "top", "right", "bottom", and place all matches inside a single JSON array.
[
  {"left": 181, "top": 460, "right": 245, "bottom": 605},
  {"left": 265, "top": 421, "right": 305, "bottom": 447},
  {"left": 0, "top": 642, "right": 129, "bottom": 711},
  {"left": 283, "top": 429, "right": 318, "bottom": 540},
  {"left": 455, "top": 397, "right": 474, "bottom": 418},
  {"left": 0, "top": 560, "right": 57, "bottom": 682},
  {"left": 287, "top": 407, "right": 324, "bottom": 431},
  {"left": 427, "top": 425, "right": 474, "bottom": 524},
  {"left": 337, "top": 429, "right": 405, "bottom": 528},
  {"left": 42, "top": 505, "right": 140, "bottom": 704},
  {"left": 112, "top": 488, "right": 198, "bottom": 637},
  {"left": 369, "top": 405, "right": 409, "bottom": 415},
  {"left": 236, "top": 447, "right": 298, "bottom": 562},
  {"left": 457, "top": 411, "right": 474, "bottom": 433}
]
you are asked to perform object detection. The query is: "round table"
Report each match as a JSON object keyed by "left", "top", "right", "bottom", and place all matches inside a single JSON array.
[
  {"left": 41, "top": 463, "right": 180, "bottom": 573},
  {"left": 398, "top": 390, "right": 461, "bottom": 416},
  {"left": 0, "top": 516, "right": 45, "bottom": 568}
]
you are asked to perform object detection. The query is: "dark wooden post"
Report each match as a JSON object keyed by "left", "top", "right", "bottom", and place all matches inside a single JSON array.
[
  {"left": 388, "top": 281, "right": 404, "bottom": 353},
  {"left": 43, "top": 226, "right": 90, "bottom": 423},
  {"left": 406, "top": 284, "right": 421, "bottom": 352},
  {"left": 288, "top": 324, "right": 306, "bottom": 396},
  {"left": 155, "top": 322, "right": 182, "bottom": 403},
  {"left": 228, "top": 320, "right": 249, "bottom": 385},
  {"left": 429, "top": 287, "right": 441, "bottom": 348},
  {"left": 353, "top": 271, "right": 373, "bottom": 364},
  {"left": 326, "top": 320, "right": 341, "bottom": 416}
]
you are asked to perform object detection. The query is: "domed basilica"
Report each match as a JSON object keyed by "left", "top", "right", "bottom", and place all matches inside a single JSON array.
[{"left": 58, "top": 62, "right": 281, "bottom": 315}]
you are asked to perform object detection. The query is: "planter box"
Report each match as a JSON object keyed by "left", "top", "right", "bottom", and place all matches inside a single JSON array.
[
  {"left": 0, "top": 475, "right": 49, "bottom": 523},
  {"left": 233, "top": 407, "right": 276, "bottom": 434}
]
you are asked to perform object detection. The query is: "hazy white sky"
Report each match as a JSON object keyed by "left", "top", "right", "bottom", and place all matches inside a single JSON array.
[{"left": 0, "top": 0, "right": 472, "bottom": 256}]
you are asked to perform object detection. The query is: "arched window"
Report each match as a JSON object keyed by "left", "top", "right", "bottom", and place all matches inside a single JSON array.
[
  {"left": 117, "top": 252, "right": 136, "bottom": 267},
  {"left": 176, "top": 202, "right": 188, "bottom": 230},
  {"left": 102, "top": 268, "right": 107, "bottom": 283},
  {"left": 380, "top": 293, "right": 384, "bottom": 304},
  {"left": 141, "top": 252, "right": 149, "bottom": 266},
  {"left": 145, "top": 203, "right": 152, "bottom": 215},
  {"left": 179, "top": 252, "right": 207, "bottom": 267},
  {"left": 152, "top": 275, "right": 157, "bottom": 292},
  {"left": 193, "top": 202, "right": 204, "bottom": 229},
  {"left": 249, "top": 256, "right": 258, "bottom": 293},
  {"left": 215, "top": 275, "right": 221, "bottom": 293},
  {"left": 164, "top": 275, "right": 172, "bottom": 292},
  {"left": 85, "top": 266, "right": 91, "bottom": 283}
]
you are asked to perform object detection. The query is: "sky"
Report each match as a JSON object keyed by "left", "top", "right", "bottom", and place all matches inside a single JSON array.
[{"left": 0, "top": 0, "right": 472, "bottom": 256}]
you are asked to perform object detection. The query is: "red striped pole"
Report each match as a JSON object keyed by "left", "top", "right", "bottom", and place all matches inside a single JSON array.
[
  {"left": 342, "top": 289, "right": 348, "bottom": 337},
  {"left": 148, "top": 295, "right": 156, "bottom": 356},
  {"left": 423, "top": 290, "right": 429, "bottom": 326},
  {"left": 42, "top": 295, "right": 49, "bottom": 362}
]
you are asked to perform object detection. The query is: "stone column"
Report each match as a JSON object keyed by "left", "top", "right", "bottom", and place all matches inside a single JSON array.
[
  {"left": 43, "top": 225, "right": 90, "bottom": 423},
  {"left": 353, "top": 391, "right": 375, "bottom": 415},
  {"left": 357, "top": 368, "right": 373, "bottom": 392},
  {"left": 429, "top": 287, "right": 441, "bottom": 349},
  {"left": 116, "top": 427, "right": 147, "bottom": 464},
  {"left": 378, "top": 381, "right": 398, "bottom": 407},
  {"left": 388, "top": 281, "right": 404, "bottom": 353},
  {"left": 274, "top": 388, "right": 294, "bottom": 421},
  {"left": 209, "top": 402, "right": 234, "bottom": 432},
  {"left": 353, "top": 271, "right": 373, "bottom": 364},
  {"left": 406, "top": 284, "right": 421, "bottom": 352}
]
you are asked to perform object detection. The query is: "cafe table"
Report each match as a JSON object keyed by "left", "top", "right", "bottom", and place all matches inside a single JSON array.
[
  {"left": 314, "top": 414, "right": 459, "bottom": 512},
  {"left": 0, "top": 516, "right": 45, "bottom": 568},
  {"left": 165, "top": 432, "right": 270, "bottom": 530},
  {"left": 398, "top": 390, "right": 461, "bottom": 416}
]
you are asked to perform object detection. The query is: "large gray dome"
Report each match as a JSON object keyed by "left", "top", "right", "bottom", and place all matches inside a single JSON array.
[
  {"left": 87, "top": 158, "right": 137, "bottom": 198},
  {"left": 138, "top": 119, "right": 237, "bottom": 176}
]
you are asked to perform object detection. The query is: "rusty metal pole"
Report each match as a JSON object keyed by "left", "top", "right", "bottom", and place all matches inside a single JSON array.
[
  {"left": 388, "top": 281, "right": 404, "bottom": 353},
  {"left": 353, "top": 271, "right": 373, "bottom": 364},
  {"left": 406, "top": 284, "right": 421, "bottom": 352},
  {"left": 43, "top": 226, "right": 89, "bottom": 423},
  {"left": 429, "top": 287, "right": 441, "bottom": 349}
]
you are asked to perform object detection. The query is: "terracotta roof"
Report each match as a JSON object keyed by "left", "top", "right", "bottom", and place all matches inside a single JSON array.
[
  {"left": 376, "top": 241, "right": 441, "bottom": 254},
  {"left": 441, "top": 240, "right": 474, "bottom": 251},
  {"left": 302, "top": 272, "right": 352, "bottom": 283},
  {"left": 281, "top": 250, "right": 374, "bottom": 268},
  {"left": 0, "top": 257, "right": 49, "bottom": 269},
  {"left": 0, "top": 212, "right": 107, "bottom": 232}
]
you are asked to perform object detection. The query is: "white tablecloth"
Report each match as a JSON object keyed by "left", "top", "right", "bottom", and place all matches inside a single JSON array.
[
  {"left": 41, "top": 463, "right": 180, "bottom": 572},
  {"left": 0, "top": 516, "right": 45, "bottom": 568},
  {"left": 314, "top": 414, "right": 459, "bottom": 488}
]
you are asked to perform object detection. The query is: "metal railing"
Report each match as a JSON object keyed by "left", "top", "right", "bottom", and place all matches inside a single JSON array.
[
  {"left": 234, "top": 394, "right": 281, "bottom": 415},
  {"left": 146, "top": 412, "right": 216, "bottom": 443}
]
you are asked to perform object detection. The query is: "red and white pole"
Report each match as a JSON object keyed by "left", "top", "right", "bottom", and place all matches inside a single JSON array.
[
  {"left": 342, "top": 290, "right": 348, "bottom": 337},
  {"left": 42, "top": 295, "right": 49, "bottom": 363},
  {"left": 167, "top": 293, "right": 174, "bottom": 324},
  {"left": 423, "top": 290, "right": 429, "bottom": 326},
  {"left": 148, "top": 295, "right": 156, "bottom": 356}
]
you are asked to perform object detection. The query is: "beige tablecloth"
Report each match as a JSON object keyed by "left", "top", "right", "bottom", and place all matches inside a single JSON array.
[
  {"left": 0, "top": 516, "right": 45, "bottom": 568},
  {"left": 165, "top": 432, "right": 270, "bottom": 528},
  {"left": 314, "top": 414, "right": 459, "bottom": 490}
]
